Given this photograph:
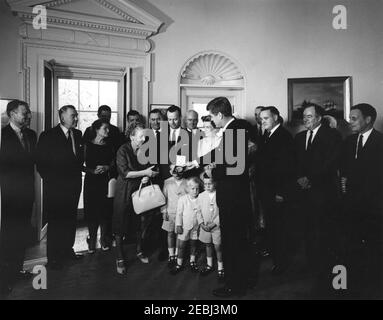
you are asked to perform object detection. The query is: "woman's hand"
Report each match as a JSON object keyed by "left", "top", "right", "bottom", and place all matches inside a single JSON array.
[
  {"left": 145, "top": 166, "right": 159, "bottom": 178},
  {"left": 141, "top": 176, "right": 150, "bottom": 184}
]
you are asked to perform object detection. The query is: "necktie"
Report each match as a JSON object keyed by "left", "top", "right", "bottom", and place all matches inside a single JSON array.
[
  {"left": 67, "top": 130, "right": 76, "bottom": 156},
  {"left": 18, "top": 130, "right": 27, "bottom": 151},
  {"left": 307, "top": 130, "right": 314, "bottom": 151},
  {"left": 356, "top": 134, "right": 364, "bottom": 159},
  {"left": 264, "top": 131, "right": 271, "bottom": 143},
  {"left": 171, "top": 130, "right": 177, "bottom": 144}
]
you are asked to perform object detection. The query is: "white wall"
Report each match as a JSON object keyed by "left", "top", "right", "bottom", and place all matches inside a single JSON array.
[
  {"left": 0, "top": 0, "right": 22, "bottom": 100},
  {"left": 147, "top": 0, "right": 383, "bottom": 129}
]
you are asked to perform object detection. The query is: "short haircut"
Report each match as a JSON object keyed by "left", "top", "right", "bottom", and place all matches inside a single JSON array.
[
  {"left": 187, "top": 176, "right": 202, "bottom": 186},
  {"left": 207, "top": 97, "right": 232, "bottom": 117},
  {"left": 98, "top": 105, "right": 111, "bottom": 116},
  {"left": 6, "top": 99, "right": 29, "bottom": 117},
  {"left": 149, "top": 108, "right": 162, "bottom": 117},
  {"left": 302, "top": 103, "right": 325, "bottom": 117},
  {"left": 351, "top": 103, "right": 377, "bottom": 123},
  {"left": 255, "top": 106, "right": 264, "bottom": 111},
  {"left": 59, "top": 105, "right": 76, "bottom": 119},
  {"left": 201, "top": 115, "right": 216, "bottom": 128},
  {"left": 261, "top": 106, "right": 280, "bottom": 117},
  {"left": 126, "top": 122, "right": 145, "bottom": 137},
  {"left": 167, "top": 105, "right": 181, "bottom": 117},
  {"left": 127, "top": 110, "right": 140, "bottom": 119}
]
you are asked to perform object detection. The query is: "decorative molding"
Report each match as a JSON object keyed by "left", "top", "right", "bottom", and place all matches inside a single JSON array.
[
  {"left": 7, "top": 0, "right": 162, "bottom": 40},
  {"left": 181, "top": 52, "right": 244, "bottom": 86}
]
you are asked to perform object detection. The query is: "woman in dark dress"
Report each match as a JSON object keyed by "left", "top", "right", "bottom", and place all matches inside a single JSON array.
[
  {"left": 113, "top": 123, "right": 159, "bottom": 274},
  {"left": 83, "top": 119, "right": 115, "bottom": 253}
]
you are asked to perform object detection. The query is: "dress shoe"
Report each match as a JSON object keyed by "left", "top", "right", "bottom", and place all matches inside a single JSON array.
[
  {"left": 200, "top": 265, "right": 214, "bottom": 276},
  {"left": 170, "top": 264, "right": 184, "bottom": 275},
  {"left": 261, "top": 249, "right": 270, "bottom": 258},
  {"left": 67, "top": 252, "right": 85, "bottom": 261},
  {"left": 167, "top": 256, "right": 177, "bottom": 269},
  {"left": 17, "top": 270, "right": 34, "bottom": 280}
]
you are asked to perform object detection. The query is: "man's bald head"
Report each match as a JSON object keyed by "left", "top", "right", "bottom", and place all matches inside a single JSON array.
[{"left": 186, "top": 110, "right": 199, "bottom": 130}]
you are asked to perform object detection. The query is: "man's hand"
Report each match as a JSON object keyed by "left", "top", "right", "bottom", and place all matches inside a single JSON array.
[
  {"left": 201, "top": 224, "right": 209, "bottom": 232},
  {"left": 176, "top": 226, "right": 183, "bottom": 235}
]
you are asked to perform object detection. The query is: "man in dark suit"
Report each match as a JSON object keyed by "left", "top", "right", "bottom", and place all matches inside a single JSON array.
[
  {"left": 199, "top": 97, "right": 251, "bottom": 297},
  {"left": 294, "top": 104, "right": 342, "bottom": 281},
  {"left": 184, "top": 110, "right": 203, "bottom": 178},
  {"left": 0, "top": 100, "right": 37, "bottom": 295},
  {"left": 256, "top": 106, "right": 295, "bottom": 275},
  {"left": 36, "top": 105, "right": 84, "bottom": 269},
  {"left": 341, "top": 103, "right": 383, "bottom": 298}
]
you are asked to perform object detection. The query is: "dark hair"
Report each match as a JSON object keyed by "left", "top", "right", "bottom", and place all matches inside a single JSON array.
[
  {"left": 59, "top": 105, "right": 76, "bottom": 120},
  {"left": 6, "top": 99, "right": 29, "bottom": 117},
  {"left": 202, "top": 173, "right": 215, "bottom": 182},
  {"left": 167, "top": 105, "right": 182, "bottom": 117},
  {"left": 261, "top": 106, "right": 280, "bottom": 117},
  {"left": 149, "top": 108, "right": 164, "bottom": 118},
  {"left": 206, "top": 97, "right": 232, "bottom": 117},
  {"left": 302, "top": 103, "right": 325, "bottom": 117},
  {"left": 126, "top": 122, "right": 145, "bottom": 138},
  {"left": 255, "top": 106, "right": 264, "bottom": 111},
  {"left": 201, "top": 115, "right": 216, "bottom": 128},
  {"left": 187, "top": 176, "right": 202, "bottom": 188},
  {"left": 89, "top": 119, "right": 109, "bottom": 141},
  {"left": 98, "top": 105, "right": 111, "bottom": 116},
  {"left": 351, "top": 103, "right": 377, "bottom": 124}
]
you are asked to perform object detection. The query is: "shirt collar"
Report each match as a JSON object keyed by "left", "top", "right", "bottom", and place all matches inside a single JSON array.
[
  {"left": 60, "top": 124, "right": 70, "bottom": 136},
  {"left": 10, "top": 121, "right": 22, "bottom": 133},
  {"left": 361, "top": 128, "right": 373, "bottom": 143},
  {"left": 217, "top": 118, "right": 235, "bottom": 137},
  {"left": 269, "top": 123, "right": 281, "bottom": 137}
]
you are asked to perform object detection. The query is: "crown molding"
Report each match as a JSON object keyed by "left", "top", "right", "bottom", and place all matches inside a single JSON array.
[{"left": 7, "top": 0, "right": 163, "bottom": 40}]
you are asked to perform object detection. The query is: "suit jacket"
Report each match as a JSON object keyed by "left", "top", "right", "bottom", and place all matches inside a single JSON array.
[
  {"left": 36, "top": 125, "right": 83, "bottom": 184},
  {"left": 256, "top": 125, "right": 295, "bottom": 200},
  {"left": 341, "top": 129, "right": 383, "bottom": 218},
  {"left": 197, "top": 191, "right": 220, "bottom": 227},
  {"left": 213, "top": 119, "right": 251, "bottom": 214},
  {"left": 176, "top": 194, "right": 200, "bottom": 231},
  {"left": 0, "top": 125, "right": 37, "bottom": 213},
  {"left": 294, "top": 125, "right": 342, "bottom": 198}
]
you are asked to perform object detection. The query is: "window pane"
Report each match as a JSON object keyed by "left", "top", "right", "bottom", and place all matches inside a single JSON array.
[
  {"left": 58, "top": 79, "right": 78, "bottom": 108},
  {"left": 78, "top": 112, "right": 98, "bottom": 133},
  {"left": 110, "top": 113, "right": 118, "bottom": 127},
  {"left": 192, "top": 103, "right": 209, "bottom": 127},
  {"left": 99, "top": 81, "right": 118, "bottom": 112},
  {"left": 79, "top": 80, "right": 99, "bottom": 111}
]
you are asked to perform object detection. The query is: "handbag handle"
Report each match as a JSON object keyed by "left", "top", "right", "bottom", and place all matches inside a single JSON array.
[{"left": 137, "top": 180, "right": 155, "bottom": 197}]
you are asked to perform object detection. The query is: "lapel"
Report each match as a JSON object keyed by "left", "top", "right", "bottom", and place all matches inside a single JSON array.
[
  {"left": 309, "top": 125, "right": 324, "bottom": 150},
  {"left": 361, "top": 129, "right": 377, "bottom": 155},
  {"left": 4, "top": 124, "right": 27, "bottom": 152}
]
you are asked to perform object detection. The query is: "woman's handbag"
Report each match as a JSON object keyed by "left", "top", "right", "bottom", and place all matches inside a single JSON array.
[{"left": 132, "top": 181, "right": 166, "bottom": 214}]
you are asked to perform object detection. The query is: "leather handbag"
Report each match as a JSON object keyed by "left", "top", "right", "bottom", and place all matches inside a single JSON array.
[{"left": 132, "top": 181, "right": 166, "bottom": 215}]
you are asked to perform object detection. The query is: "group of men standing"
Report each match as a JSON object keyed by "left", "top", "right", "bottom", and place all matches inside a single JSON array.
[{"left": 0, "top": 97, "right": 382, "bottom": 299}]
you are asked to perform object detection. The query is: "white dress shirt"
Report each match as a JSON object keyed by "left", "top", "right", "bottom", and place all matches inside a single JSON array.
[
  {"left": 269, "top": 123, "right": 281, "bottom": 138},
  {"left": 60, "top": 124, "right": 76, "bottom": 155},
  {"left": 169, "top": 127, "right": 181, "bottom": 142}
]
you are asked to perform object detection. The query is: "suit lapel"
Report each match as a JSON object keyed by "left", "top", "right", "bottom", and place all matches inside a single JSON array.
[{"left": 5, "top": 125, "right": 27, "bottom": 152}]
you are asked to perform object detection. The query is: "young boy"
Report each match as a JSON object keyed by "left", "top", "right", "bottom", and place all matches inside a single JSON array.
[
  {"left": 161, "top": 165, "right": 188, "bottom": 267},
  {"left": 198, "top": 174, "right": 224, "bottom": 281},
  {"left": 170, "top": 176, "right": 202, "bottom": 275}
]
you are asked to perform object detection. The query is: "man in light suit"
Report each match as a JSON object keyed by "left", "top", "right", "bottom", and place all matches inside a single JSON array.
[
  {"left": 36, "top": 105, "right": 84, "bottom": 269},
  {"left": 0, "top": 100, "right": 36, "bottom": 296},
  {"left": 294, "top": 104, "right": 342, "bottom": 295},
  {"left": 341, "top": 103, "right": 383, "bottom": 298}
]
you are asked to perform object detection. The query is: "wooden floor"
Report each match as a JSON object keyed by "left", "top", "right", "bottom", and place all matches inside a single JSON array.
[{"left": 5, "top": 245, "right": 320, "bottom": 300}]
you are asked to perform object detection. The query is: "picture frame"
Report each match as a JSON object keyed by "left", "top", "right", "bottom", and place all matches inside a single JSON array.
[
  {"left": 288, "top": 76, "right": 352, "bottom": 122},
  {"left": 149, "top": 104, "right": 173, "bottom": 120},
  {"left": 0, "top": 98, "right": 13, "bottom": 128}
]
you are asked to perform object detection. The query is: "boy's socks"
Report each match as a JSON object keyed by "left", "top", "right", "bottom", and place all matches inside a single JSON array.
[
  {"left": 190, "top": 255, "right": 196, "bottom": 263},
  {"left": 218, "top": 262, "right": 224, "bottom": 271},
  {"left": 175, "top": 248, "right": 179, "bottom": 256},
  {"left": 207, "top": 257, "right": 213, "bottom": 267},
  {"left": 168, "top": 248, "right": 175, "bottom": 257},
  {"left": 177, "top": 258, "right": 183, "bottom": 266}
]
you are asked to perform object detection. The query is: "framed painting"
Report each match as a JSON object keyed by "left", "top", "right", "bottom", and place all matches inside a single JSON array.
[{"left": 288, "top": 76, "right": 352, "bottom": 122}]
